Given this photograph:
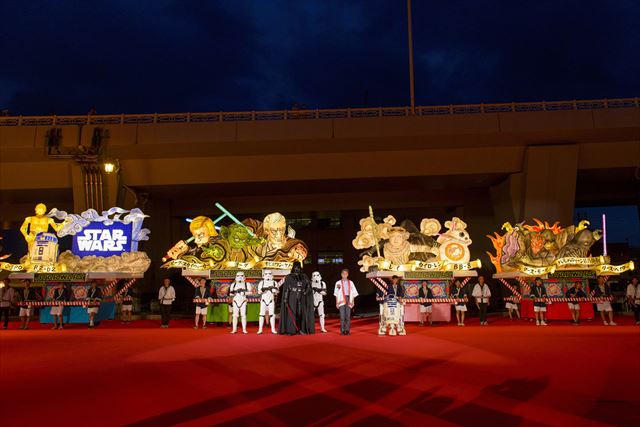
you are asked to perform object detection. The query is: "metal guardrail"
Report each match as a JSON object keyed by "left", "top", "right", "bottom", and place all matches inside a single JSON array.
[{"left": 0, "top": 98, "right": 637, "bottom": 127}]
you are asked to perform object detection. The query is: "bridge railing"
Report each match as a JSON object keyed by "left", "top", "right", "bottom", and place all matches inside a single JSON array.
[{"left": 1, "top": 98, "right": 637, "bottom": 126}]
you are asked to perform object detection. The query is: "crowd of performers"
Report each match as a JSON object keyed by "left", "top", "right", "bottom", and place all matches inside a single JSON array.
[{"left": 1, "top": 271, "right": 639, "bottom": 331}]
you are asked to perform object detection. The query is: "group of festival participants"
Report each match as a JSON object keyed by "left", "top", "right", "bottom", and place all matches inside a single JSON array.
[{"left": 1, "top": 269, "right": 639, "bottom": 331}]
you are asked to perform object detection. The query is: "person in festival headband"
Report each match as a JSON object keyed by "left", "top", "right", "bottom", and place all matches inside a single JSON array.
[
  {"left": 565, "top": 282, "right": 587, "bottom": 325},
  {"left": 194, "top": 278, "right": 210, "bottom": 330},
  {"left": 593, "top": 276, "right": 616, "bottom": 326},
  {"left": 311, "top": 271, "right": 328, "bottom": 333},
  {"left": 450, "top": 279, "right": 468, "bottom": 326},
  {"left": 472, "top": 275, "right": 491, "bottom": 326},
  {"left": 86, "top": 281, "right": 102, "bottom": 329},
  {"left": 18, "top": 280, "right": 39, "bottom": 330},
  {"left": 158, "top": 278, "right": 176, "bottom": 328},
  {"left": 334, "top": 268, "right": 358, "bottom": 335},
  {"left": 626, "top": 276, "right": 640, "bottom": 325},
  {"left": 50, "top": 283, "right": 68, "bottom": 330},
  {"left": 529, "top": 277, "right": 548, "bottom": 326},
  {"left": 418, "top": 280, "right": 433, "bottom": 326}
]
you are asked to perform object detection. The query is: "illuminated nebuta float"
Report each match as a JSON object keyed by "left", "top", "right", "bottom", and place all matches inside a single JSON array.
[
  {"left": 1, "top": 204, "right": 151, "bottom": 323},
  {"left": 161, "top": 203, "right": 309, "bottom": 323},
  {"left": 487, "top": 218, "right": 634, "bottom": 320},
  {"left": 352, "top": 206, "right": 481, "bottom": 331}
]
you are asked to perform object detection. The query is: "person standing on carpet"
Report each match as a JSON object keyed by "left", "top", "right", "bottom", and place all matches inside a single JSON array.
[
  {"left": 50, "top": 283, "right": 68, "bottom": 330},
  {"left": 418, "top": 281, "right": 433, "bottom": 326},
  {"left": 625, "top": 276, "right": 639, "bottom": 325},
  {"left": 472, "top": 275, "right": 491, "bottom": 326},
  {"left": 86, "top": 281, "right": 102, "bottom": 329},
  {"left": 0, "top": 281, "right": 16, "bottom": 329},
  {"left": 593, "top": 276, "right": 616, "bottom": 326},
  {"left": 18, "top": 280, "right": 38, "bottom": 330},
  {"left": 119, "top": 282, "right": 134, "bottom": 324},
  {"left": 451, "top": 279, "right": 468, "bottom": 326},
  {"left": 194, "top": 278, "right": 210, "bottom": 330},
  {"left": 158, "top": 278, "right": 176, "bottom": 328},
  {"left": 529, "top": 278, "right": 548, "bottom": 326},
  {"left": 566, "top": 282, "right": 586, "bottom": 325},
  {"left": 334, "top": 269, "right": 358, "bottom": 335},
  {"left": 279, "top": 261, "right": 315, "bottom": 335}
]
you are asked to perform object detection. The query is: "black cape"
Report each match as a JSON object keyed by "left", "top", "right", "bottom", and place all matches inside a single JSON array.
[{"left": 278, "top": 272, "right": 315, "bottom": 335}]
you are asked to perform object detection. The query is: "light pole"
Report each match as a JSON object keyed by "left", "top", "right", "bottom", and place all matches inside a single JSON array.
[{"left": 407, "top": 0, "right": 416, "bottom": 114}]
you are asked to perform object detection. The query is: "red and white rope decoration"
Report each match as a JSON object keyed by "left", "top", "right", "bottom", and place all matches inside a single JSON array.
[
  {"left": 185, "top": 277, "right": 200, "bottom": 287},
  {"left": 102, "top": 280, "right": 119, "bottom": 295},
  {"left": 114, "top": 279, "right": 136, "bottom": 297},
  {"left": 193, "top": 297, "right": 261, "bottom": 304},
  {"left": 17, "top": 301, "right": 100, "bottom": 307},
  {"left": 369, "top": 277, "right": 389, "bottom": 294},
  {"left": 515, "top": 276, "right": 532, "bottom": 294},
  {"left": 460, "top": 277, "right": 471, "bottom": 286},
  {"left": 376, "top": 297, "right": 468, "bottom": 304},
  {"left": 498, "top": 278, "right": 522, "bottom": 300}
]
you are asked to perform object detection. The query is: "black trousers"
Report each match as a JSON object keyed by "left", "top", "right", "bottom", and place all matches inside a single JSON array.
[
  {"left": 160, "top": 304, "right": 172, "bottom": 326},
  {"left": 478, "top": 303, "right": 488, "bottom": 323},
  {"left": 339, "top": 305, "right": 351, "bottom": 333},
  {"left": 0, "top": 306, "right": 10, "bottom": 327},
  {"left": 634, "top": 305, "right": 640, "bottom": 322}
]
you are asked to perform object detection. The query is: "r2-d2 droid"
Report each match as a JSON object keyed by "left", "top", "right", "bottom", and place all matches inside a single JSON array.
[
  {"left": 379, "top": 294, "right": 406, "bottom": 336},
  {"left": 29, "top": 232, "right": 59, "bottom": 266}
]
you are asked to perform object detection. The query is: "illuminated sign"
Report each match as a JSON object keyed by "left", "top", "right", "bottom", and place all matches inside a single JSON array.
[{"left": 72, "top": 222, "right": 133, "bottom": 257}]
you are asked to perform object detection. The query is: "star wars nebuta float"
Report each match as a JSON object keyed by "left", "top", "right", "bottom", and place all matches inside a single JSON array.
[
  {"left": 229, "top": 271, "right": 249, "bottom": 334},
  {"left": 257, "top": 270, "right": 278, "bottom": 334},
  {"left": 311, "top": 271, "right": 328, "bottom": 333}
]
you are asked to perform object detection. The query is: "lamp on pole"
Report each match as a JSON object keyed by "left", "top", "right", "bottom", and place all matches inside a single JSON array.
[{"left": 407, "top": 0, "right": 416, "bottom": 114}]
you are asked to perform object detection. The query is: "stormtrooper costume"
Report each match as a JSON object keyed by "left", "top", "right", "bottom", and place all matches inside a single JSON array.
[
  {"left": 311, "top": 271, "right": 328, "bottom": 333},
  {"left": 229, "top": 271, "right": 249, "bottom": 334},
  {"left": 257, "top": 270, "right": 278, "bottom": 334}
]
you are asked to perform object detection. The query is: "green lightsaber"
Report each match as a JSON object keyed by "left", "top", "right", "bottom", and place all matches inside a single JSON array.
[{"left": 215, "top": 202, "right": 255, "bottom": 237}]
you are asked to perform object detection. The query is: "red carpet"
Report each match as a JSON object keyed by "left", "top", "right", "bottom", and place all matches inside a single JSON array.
[{"left": 1, "top": 316, "right": 639, "bottom": 427}]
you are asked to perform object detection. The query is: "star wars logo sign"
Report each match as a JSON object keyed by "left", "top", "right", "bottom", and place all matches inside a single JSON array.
[{"left": 72, "top": 222, "right": 133, "bottom": 257}]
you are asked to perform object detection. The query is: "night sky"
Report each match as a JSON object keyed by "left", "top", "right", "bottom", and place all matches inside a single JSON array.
[{"left": 2, "top": 0, "right": 639, "bottom": 116}]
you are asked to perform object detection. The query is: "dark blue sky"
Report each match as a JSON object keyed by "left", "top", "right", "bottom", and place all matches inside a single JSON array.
[{"left": 1, "top": 0, "right": 639, "bottom": 115}]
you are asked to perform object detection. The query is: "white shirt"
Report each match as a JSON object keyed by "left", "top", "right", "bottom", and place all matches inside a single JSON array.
[
  {"left": 472, "top": 283, "right": 491, "bottom": 303},
  {"left": 627, "top": 284, "right": 640, "bottom": 302},
  {"left": 0, "top": 287, "right": 15, "bottom": 307},
  {"left": 159, "top": 285, "right": 176, "bottom": 305},
  {"left": 334, "top": 279, "right": 358, "bottom": 308}
]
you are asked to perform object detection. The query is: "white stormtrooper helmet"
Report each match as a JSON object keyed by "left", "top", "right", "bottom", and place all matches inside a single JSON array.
[
  {"left": 235, "top": 271, "right": 245, "bottom": 283},
  {"left": 311, "top": 271, "right": 322, "bottom": 283},
  {"left": 262, "top": 270, "right": 273, "bottom": 281}
]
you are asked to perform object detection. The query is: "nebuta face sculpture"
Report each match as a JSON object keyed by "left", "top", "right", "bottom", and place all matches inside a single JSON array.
[
  {"left": 189, "top": 216, "right": 218, "bottom": 247},
  {"left": 263, "top": 213, "right": 287, "bottom": 250},
  {"left": 383, "top": 227, "right": 411, "bottom": 265}
]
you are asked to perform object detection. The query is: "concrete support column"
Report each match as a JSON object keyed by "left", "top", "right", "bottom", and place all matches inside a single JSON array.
[{"left": 521, "top": 144, "right": 578, "bottom": 225}]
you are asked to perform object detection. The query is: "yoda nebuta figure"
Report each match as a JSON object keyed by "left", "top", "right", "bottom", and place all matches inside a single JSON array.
[
  {"left": 229, "top": 271, "right": 249, "bottom": 334},
  {"left": 311, "top": 271, "right": 328, "bottom": 332},
  {"left": 257, "top": 270, "right": 278, "bottom": 334}
]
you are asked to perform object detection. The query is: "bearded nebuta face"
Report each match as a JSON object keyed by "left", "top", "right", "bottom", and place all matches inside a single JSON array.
[
  {"left": 262, "top": 270, "right": 273, "bottom": 281},
  {"left": 235, "top": 272, "right": 245, "bottom": 283},
  {"left": 265, "top": 221, "right": 286, "bottom": 249},
  {"left": 311, "top": 271, "right": 322, "bottom": 283}
]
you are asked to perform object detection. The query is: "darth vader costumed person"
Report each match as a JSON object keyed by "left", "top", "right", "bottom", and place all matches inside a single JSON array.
[{"left": 278, "top": 261, "right": 315, "bottom": 335}]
